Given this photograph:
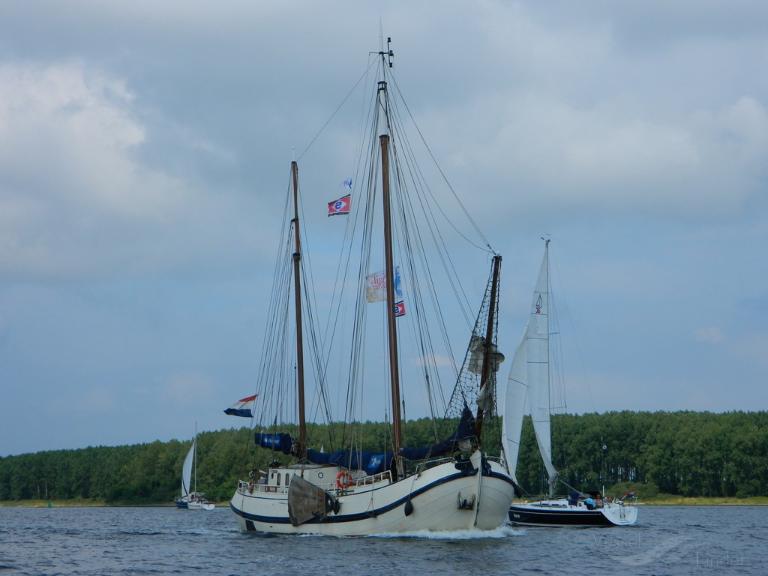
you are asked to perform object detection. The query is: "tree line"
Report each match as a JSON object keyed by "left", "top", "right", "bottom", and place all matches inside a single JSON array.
[{"left": 0, "top": 411, "right": 765, "bottom": 504}]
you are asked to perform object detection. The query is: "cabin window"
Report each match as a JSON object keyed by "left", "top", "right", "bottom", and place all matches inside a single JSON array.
[
  {"left": 276, "top": 474, "right": 281, "bottom": 486},
  {"left": 285, "top": 474, "right": 290, "bottom": 486}
]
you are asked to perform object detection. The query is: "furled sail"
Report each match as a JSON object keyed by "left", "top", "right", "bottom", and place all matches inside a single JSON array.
[
  {"left": 527, "top": 241, "right": 558, "bottom": 493},
  {"left": 181, "top": 439, "right": 195, "bottom": 497}
]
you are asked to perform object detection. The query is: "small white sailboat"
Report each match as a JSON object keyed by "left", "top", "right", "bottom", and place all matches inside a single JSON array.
[
  {"left": 176, "top": 434, "right": 215, "bottom": 511},
  {"left": 503, "top": 239, "right": 637, "bottom": 527}
]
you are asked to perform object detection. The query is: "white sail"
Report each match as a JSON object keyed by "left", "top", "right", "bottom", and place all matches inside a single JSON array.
[
  {"left": 181, "top": 439, "right": 195, "bottom": 498},
  {"left": 527, "top": 240, "right": 558, "bottom": 493},
  {"left": 502, "top": 333, "right": 528, "bottom": 484}
]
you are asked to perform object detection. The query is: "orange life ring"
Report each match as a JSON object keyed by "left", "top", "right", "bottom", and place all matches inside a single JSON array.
[{"left": 336, "top": 470, "right": 354, "bottom": 490}]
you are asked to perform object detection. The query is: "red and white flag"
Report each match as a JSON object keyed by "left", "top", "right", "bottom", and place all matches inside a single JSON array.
[
  {"left": 394, "top": 301, "right": 406, "bottom": 317},
  {"left": 327, "top": 194, "right": 351, "bottom": 216}
]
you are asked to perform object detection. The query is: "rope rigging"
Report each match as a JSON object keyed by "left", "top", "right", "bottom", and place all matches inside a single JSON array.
[{"left": 247, "top": 47, "right": 505, "bottom": 460}]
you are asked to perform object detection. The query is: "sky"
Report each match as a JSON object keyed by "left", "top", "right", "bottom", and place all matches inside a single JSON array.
[{"left": 1, "top": 1, "right": 767, "bottom": 456}]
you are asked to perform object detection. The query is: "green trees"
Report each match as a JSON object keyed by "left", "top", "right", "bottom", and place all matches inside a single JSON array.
[{"left": 0, "top": 411, "right": 765, "bottom": 504}]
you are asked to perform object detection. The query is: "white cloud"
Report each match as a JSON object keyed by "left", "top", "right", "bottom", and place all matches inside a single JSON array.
[
  {"left": 695, "top": 326, "right": 724, "bottom": 344},
  {"left": 439, "top": 92, "right": 768, "bottom": 221},
  {"left": 0, "top": 61, "right": 271, "bottom": 279},
  {"left": 404, "top": 3, "right": 768, "bottom": 220},
  {"left": 162, "top": 372, "right": 216, "bottom": 405},
  {"left": 0, "top": 62, "right": 184, "bottom": 274}
]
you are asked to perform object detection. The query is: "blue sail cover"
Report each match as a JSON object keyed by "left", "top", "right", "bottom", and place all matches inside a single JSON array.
[
  {"left": 306, "top": 449, "right": 393, "bottom": 476},
  {"left": 257, "top": 405, "right": 475, "bottom": 471},
  {"left": 400, "top": 404, "right": 477, "bottom": 460},
  {"left": 254, "top": 433, "right": 293, "bottom": 454}
]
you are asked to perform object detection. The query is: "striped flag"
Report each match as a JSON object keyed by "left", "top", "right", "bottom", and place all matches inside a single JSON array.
[{"left": 224, "top": 394, "right": 257, "bottom": 418}]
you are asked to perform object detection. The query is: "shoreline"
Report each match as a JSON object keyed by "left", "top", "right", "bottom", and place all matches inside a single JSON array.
[{"left": 3, "top": 497, "right": 767, "bottom": 508}]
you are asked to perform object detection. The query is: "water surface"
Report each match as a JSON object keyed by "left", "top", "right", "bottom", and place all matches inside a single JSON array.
[{"left": 0, "top": 506, "right": 762, "bottom": 575}]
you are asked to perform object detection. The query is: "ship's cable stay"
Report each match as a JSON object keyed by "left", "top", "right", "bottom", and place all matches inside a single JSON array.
[
  {"left": 293, "top": 185, "right": 337, "bottom": 437},
  {"left": 390, "top": 72, "right": 495, "bottom": 255},
  {"left": 297, "top": 59, "right": 377, "bottom": 162},
  {"left": 317, "top": 81, "right": 379, "bottom": 394},
  {"left": 251, "top": 177, "right": 293, "bottom": 430},
  {"left": 248, "top": 52, "right": 505, "bottom": 459},
  {"left": 385, "top": 78, "right": 476, "bottom": 327}
]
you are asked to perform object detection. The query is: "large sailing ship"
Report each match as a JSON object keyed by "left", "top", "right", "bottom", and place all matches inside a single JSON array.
[{"left": 229, "top": 40, "right": 516, "bottom": 535}]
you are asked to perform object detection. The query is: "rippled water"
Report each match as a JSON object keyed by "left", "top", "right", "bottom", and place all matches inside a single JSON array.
[{"left": 0, "top": 505, "right": 763, "bottom": 575}]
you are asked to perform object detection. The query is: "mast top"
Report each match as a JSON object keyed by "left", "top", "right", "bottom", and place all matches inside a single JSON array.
[{"left": 378, "top": 36, "right": 394, "bottom": 68}]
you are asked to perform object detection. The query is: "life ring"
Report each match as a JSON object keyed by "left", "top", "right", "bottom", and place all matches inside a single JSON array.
[{"left": 336, "top": 470, "right": 354, "bottom": 490}]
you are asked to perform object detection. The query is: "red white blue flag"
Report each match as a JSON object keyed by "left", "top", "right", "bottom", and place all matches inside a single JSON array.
[
  {"left": 224, "top": 394, "right": 257, "bottom": 418},
  {"left": 394, "top": 300, "right": 406, "bottom": 317},
  {"left": 328, "top": 194, "right": 351, "bottom": 216}
]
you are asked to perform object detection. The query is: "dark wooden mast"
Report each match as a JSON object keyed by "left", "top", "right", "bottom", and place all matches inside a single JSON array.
[
  {"left": 291, "top": 160, "right": 307, "bottom": 459},
  {"left": 380, "top": 131, "right": 403, "bottom": 471},
  {"left": 378, "top": 78, "right": 403, "bottom": 476},
  {"left": 474, "top": 254, "right": 502, "bottom": 444}
]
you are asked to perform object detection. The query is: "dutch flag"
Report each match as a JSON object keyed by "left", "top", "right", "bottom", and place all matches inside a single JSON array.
[{"left": 224, "top": 395, "right": 257, "bottom": 418}]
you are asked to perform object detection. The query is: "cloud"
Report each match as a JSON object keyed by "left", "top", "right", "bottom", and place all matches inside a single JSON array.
[
  {"left": 162, "top": 372, "right": 217, "bottom": 406},
  {"left": 401, "top": 3, "right": 768, "bottom": 221},
  {"left": 695, "top": 326, "right": 724, "bottom": 344},
  {"left": 439, "top": 92, "right": 768, "bottom": 223},
  {"left": 0, "top": 61, "right": 273, "bottom": 279},
  {"left": 0, "top": 62, "right": 183, "bottom": 215},
  {"left": 0, "top": 62, "right": 183, "bottom": 274}
]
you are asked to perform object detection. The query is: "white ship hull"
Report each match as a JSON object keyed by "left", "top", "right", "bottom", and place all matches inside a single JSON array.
[{"left": 230, "top": 451, "right": 515, "bottom": 536}]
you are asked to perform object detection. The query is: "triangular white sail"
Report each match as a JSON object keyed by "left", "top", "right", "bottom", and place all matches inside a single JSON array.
[
  {"left": 181, "top": 438, "right": 195, "bottom": 498},
  {"left": 527, "top": 240, "right": 558, "bottom": 493},
  {"left": 502, "top": 334, "right": 528, "bottom": 484}
]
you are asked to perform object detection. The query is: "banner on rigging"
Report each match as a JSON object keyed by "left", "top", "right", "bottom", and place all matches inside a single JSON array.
[{"left": 366, "top": 266, "right": 404, "bottom": 303}]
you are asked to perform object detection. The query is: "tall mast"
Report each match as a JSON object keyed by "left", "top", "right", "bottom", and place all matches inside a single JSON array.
[
  {"left": 474, "top": 254, "right": 502, "bottom": 444},
  {"left": 380, "top": 131, "right": 403, "bottom": 468},
  {"left": 378, "top": 86, "right": 402, "bottom": 477},
  {"left": 291, "top": 161, "right": 307, "bottom": 459},
  {"left": 543, "top": 237, "right": 553, "bottom": 495},
  {"left": 377, "top": 40, "right": 402, "bottom": 477}
]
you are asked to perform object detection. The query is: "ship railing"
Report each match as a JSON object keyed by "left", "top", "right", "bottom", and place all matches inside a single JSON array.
[
  {"left": 413, "top": 456, "right": 454, "bottom": 474},
  {"left": 238, "top": 479, "right": 290, "bottom": 495},
  {"left": 351, "top": 470, "right": 392, "bottom": 488}
]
